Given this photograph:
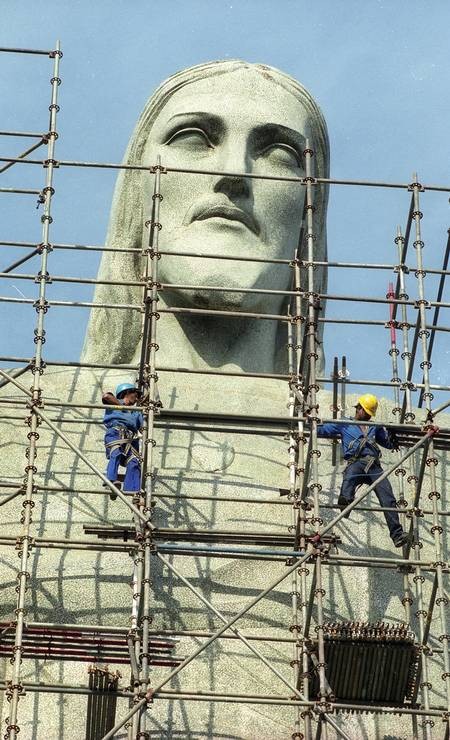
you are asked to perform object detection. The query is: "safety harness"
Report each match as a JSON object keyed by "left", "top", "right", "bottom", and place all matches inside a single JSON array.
[
  {"left": 105, "top": 425, "right": 143, "bottom": 463},
  {"left": 345, "top": 427, "right": 382, "bottom": 473}
]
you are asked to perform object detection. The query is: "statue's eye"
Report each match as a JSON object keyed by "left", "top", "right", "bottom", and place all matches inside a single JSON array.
[
  {"left": 260, "top": 143, "right": 303, "bottom": 170},
  {"left": 164, "top": 127, "right": 213, "bottom": 150}
]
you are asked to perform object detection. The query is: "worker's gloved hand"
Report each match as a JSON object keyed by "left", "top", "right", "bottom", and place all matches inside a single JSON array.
[
  {"left": 388, "top": 430, "right": 401, "bottom": 451},
  {"left": 425, "top": 424, "right": 440, "bottom": 437}
]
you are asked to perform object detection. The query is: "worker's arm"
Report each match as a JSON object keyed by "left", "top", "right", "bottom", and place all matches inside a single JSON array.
[
  {"left": 375, "top": 426, "right": 397, "bottom": 450},
  {"left": 316, "top": 421, "right": 342, "bottom": 439},
  {"left": 102, "top": 392, "right": 120, "bottom": 406}
]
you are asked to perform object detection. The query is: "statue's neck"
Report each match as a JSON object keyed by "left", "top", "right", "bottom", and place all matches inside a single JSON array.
[{"left": 132, "top": 294, "right": 283, "bottom": 374}]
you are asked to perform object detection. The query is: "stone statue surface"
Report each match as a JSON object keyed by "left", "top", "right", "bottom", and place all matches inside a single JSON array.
[
  {"left": 82, "top": 60, "right": 329, "bottom": 375},
  {"left": 0, "top": 62, "right": 448, "bottom": 740}
]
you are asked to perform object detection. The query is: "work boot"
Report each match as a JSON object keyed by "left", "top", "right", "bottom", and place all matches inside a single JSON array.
[
  {"left": 393, "top": 531, "right": 410, "bottom": 548},
  {"left": 103, "top": 479, "right": 121, "bottom": 501},
  {"left": 337, "top": 495, "right": 352, "bottom": 519}
]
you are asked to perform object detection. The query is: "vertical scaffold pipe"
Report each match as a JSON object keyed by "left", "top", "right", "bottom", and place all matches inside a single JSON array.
[
  {"left": 136, "top": 160, "right": 163, "bottom": 736},
  {"left": 386, "top": 282, "right": 412, "bottom": 623},
  {"left": 339, "top": 356, "right": 347, "bottom": 420},
  {"left": 331, "top": 357, "right": 339, "bottom": 466},
  {"left": 393, "top": 226, "right": 425, "bottom": 737},
  {"left": 395, "top": 227, "right": 415, "bottom": 424},
  {"left": 394, "top": 227, "right": 427, "bottom": 733},
  {"left": 287, "top": 315, "right": 309, "bottom": 737},
  {"left": 411, "top": 484, "right": 433, "bottom": 740},
  {"left": 128, "top": 548, "right": 144, "bottom": 740},
  {"left": 5, "top": 41, "right": 61, "bottom": 740},
  {"left": 411, "top": 174, "right": 450, "bottom": 733},
  {"left": 129, "top": 159, "right": 161, "bottom": 739},
  {"left": 303, "top": 141, "right": 328, "bottom": 713}
]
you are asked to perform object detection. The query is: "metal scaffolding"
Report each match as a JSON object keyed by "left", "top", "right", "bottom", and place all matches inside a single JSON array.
[{"left": 0, "top": 43, "right": 450, "bottom": 740}]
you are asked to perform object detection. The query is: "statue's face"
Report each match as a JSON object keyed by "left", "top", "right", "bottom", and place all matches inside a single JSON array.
[{"left": 142, "top": 68, "right": 312, "bottom": 312}]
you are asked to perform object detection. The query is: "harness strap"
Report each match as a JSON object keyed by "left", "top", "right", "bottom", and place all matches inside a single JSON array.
[
  {"left": 105, "top": 427, "right": 143, "bottom": 463},
  {"left": 345, "top": 428, "right": 382, "bottom": 473},
  {"left": 345, "top": 455, "right": 378, "bottom": 474}
]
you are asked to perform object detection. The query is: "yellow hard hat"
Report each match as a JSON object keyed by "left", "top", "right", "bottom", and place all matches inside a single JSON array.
[{"left": 356, "top": 393, "right": 378, "bottom": 417}]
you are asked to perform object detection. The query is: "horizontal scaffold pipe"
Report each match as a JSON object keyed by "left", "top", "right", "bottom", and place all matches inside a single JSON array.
[
  {"left": 0, "top": 294, "right": 449, "bottom": 334},
  {"left": 23, "top": 621, "right": 295, "bottom": 644},
  {"left": 3, "top": 240, "right": 450, "bottom": 276},
  {"left": 0, "top": 152, "right": 448, "bottom": 193},
  {"left": 0, "top": 530, "right": 445, "bottom": 570},
  {"left": 0, "top": 131, "right": 47, "bottom": 138},
  {"left": 0, "top": 155, "right": 450, "bottom": 191},
  {"left": 0, "top": 295, "right": 450, "bottom": 341},
  {"left": 0, "top": 188, "right": 41, "bottom": 195},
  {"left": 0, "top": 680, "right": 443, "bottom": 716},
  {"left": 0, "top": 401, "right": 447, "bottom": 436},
  {"left": 1, "top": 477, "right": 449, "bottom": 517},
  {"left": 2, "top": 354, "right": 450, "bottom": 392},
  {"left": 3, "top": 269, "right": 450, "bottom": 310},
  {"left": 0, "top": 236, "right": 449, "bottom": 278},
  {"left": 0, "top": 47, "right": 55, "bottom": 56}
]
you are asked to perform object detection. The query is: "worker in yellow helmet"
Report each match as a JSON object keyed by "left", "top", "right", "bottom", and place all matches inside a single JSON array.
[{"left": 317, "top": 393, "right": 438, "bottom": 548}]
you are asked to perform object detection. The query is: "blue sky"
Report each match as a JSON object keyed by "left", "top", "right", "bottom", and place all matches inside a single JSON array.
[{"left": 1, "top": 0, "right": 449, "bottom": 408}]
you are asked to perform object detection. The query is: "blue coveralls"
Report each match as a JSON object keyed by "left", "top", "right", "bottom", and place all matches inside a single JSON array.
[
  {"left": 317, "top": 420, "right": 403, "bottom": 542},
  {"left": 103, "top": 405, "right": 144, "bottom": 493}
]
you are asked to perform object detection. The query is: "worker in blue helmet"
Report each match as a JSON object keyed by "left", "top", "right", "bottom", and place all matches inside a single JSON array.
[{"left": 102, "top": 382, "right": 143, "bottom": 499}]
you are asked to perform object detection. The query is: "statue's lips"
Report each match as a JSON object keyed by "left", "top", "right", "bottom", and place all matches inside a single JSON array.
[{"left": 193, "top": 205, "right": 259, "bottom": 234}]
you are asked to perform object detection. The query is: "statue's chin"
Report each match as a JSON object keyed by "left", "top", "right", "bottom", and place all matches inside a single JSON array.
[
  {"left": 162, "top": 219, "right": 273, "bottom": 263},
  {"left": 190, "top": 289, "right": 253, "bottom": 312},
  {"left": 162, "top": 285, "right": 283, "bottom": 316},
  {"left": 158, "top": 223, "right": 290, "bottom": 313}
]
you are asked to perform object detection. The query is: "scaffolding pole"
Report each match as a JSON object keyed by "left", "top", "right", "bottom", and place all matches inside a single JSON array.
[
  {"left": 4, "top": 41, "right": 61, "bottom": 740},
  {"left": 411, "top": 175, "right": 450, "bottom": 735}
]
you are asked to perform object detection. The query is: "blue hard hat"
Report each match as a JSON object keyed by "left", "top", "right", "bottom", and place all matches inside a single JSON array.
[{"left": 116, "top": 382, "right": 138, "bottom": 399}]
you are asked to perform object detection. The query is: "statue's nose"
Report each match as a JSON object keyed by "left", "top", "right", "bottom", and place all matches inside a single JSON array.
[
  {"left": 212, "top": 142, "right": 251, "bottom": 199},
  {"left": 214, "top": 174, "right": 249, "bottom": 199}
]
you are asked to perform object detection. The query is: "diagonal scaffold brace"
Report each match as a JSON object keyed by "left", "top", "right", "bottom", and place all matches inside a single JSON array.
[
  {"left": 99, "top": 429, "right": 435, "bottom": 740},
  {"left": 0, "top": 367, "right": 154, "bottom": 532}
]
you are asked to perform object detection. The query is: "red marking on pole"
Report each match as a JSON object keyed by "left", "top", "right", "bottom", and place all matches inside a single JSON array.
[{"left": 387, "top": 281, "right": 396, "bottom": 344}]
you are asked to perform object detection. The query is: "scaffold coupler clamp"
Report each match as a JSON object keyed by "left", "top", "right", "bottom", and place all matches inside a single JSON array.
[
  {"left": 308, "top": 533, "right": 329, "bottom": 557},
  {"left": 150, "top": 163, "right": 167, "bottom": 174},
  {"left": 36, "top": 191, "right": 46, "bottom": 209},
  {"left": 309, "top": 532, "right": 322, "bottom": 549},
  {"left": 145, "top": 687, "right": 154, "bottom": 704},
  {"left": 314, "top": 698, "right": 333, "bottom": 715},
  {"left": 29, "top": 357, "right": 46, "bottom": 375},
  {"left": 4, "top": 680, "right": 25, "bottom": 702},
  {"left": 26, "top": 393, "right": 43, "bottom": 412}
]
